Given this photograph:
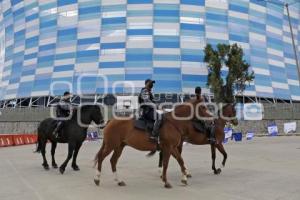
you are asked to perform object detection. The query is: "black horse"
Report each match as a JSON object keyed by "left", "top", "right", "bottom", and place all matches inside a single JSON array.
[{"left": 36, "top": 104, "right": 104, "bottom": 174}]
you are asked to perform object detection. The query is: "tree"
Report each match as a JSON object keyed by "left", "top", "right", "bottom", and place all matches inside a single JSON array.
[{"left": 204, "top": 43, "right": 255, "bottom": 103}]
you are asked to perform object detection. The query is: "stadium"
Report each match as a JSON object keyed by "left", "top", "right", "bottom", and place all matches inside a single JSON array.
[
  {"left": 0, "top": 0, "right": 299, "bottom": 107},
  {"left": 1, "top": 1, "right": 300, "bottom": 199}
]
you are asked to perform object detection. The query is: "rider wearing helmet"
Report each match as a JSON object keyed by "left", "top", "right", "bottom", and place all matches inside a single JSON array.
[
  {"left": 138, "top": 79, "right": 162, "bottom": 142},
  {"left": 195, "top": 86, "right": 215, "bottom": 144},
  {"left": 53, "top": 91, "right": 73, "bottom": 139}
]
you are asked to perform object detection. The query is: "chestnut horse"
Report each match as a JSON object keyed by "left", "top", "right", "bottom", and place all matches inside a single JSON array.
[
  {"left": 93, "top": 100, "right": 235, "bottom": 188},
  {"left": 157, "top": 103, "right": 238, "bottom": 176}
]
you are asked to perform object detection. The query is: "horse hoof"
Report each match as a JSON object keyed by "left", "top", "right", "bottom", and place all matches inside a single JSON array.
[
  {"left": 118, "top": 181, "right": 126, "bottom": 186},
  {"left": 42, "top": 164, "right": 49, "bottom": 170},
  {"left": 52, "top": 164, "right": 58, "bottom": 169},
  {"left": 214, "top": 168, "right": 222, "bottom": 175},
  {"left": 158, "top": 168, "right": 162, "bottom": 174},
  {"left": 94, "top": 179, "right": 100, "bottom": 186},
  {"left": 187, "top": 174, "right": 192, "bottom": 178},
  {"left": 164, "top": 182, "right": 172, "bottom": 189},
  {"left": 181, "top": 180, "right": 188, "bottom": 186},
  {"left": 72, "top": 166, "right": 80, "bottom": 171},
  {"left": 59, "top": 167, "right": 65, "bottom": 174}
]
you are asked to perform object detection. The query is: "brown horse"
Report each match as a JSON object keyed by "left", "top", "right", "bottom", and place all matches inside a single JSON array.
[
  {"left": 157, "top": 103, "right": 238, "bottom": 176},
  {"left": 93, "top": 99, "right": 211, "bottom": 188}
]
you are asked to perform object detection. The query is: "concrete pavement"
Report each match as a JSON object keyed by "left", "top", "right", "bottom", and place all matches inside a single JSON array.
[{"left": 0, "top": 136, "right": 300, "bottom": 200}]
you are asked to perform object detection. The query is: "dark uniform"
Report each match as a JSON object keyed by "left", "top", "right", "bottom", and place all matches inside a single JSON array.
[
  {"left": 53, "top": 92, "right": 72, "bottom": 138},
  {"left": 138, "top": 79, "right": 162, "bottom": 141},
  {"left": 195, "top": 86, "right": 215, "bottom": 144},
  {"left": 139, "top": 87, "right": 155, "bottom": 120}
]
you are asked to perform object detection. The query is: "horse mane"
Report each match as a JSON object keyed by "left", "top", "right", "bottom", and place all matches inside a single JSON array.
[
  {"left": 172, "top": 100, "right": 234, "bottom": 119},
  {"left": 170, "top": 98, "right": 201, "bottom": 118},
  {"left": 217, "top": 103, "right": 235, "bottom": 117}
]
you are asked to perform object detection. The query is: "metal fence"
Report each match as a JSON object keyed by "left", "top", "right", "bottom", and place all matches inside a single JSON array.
[{"left": 262, "top": 103, "right": 300, "bottom": 120}]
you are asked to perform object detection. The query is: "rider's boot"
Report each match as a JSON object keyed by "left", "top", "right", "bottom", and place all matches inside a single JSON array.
[{"left": 150, "top": 119, "right": 162, "bottom": 142}]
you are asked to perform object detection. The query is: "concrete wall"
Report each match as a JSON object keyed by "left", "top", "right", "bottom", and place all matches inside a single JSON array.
[
  {"left": 0, "top": 104, "right": 299, "bottom": 135},
  {"left": 0, "top": 108, "right": 50, "bottom": 134},
  {"left": 0, "top": 107, "right": 106, "bottom": 134},
  {"left": 236, "top": 120, "right": 300, "bottom": 135},
  {"left": 0, "top": 122, "right": 39, "bottom": 134},
  {"left": 262, "top": 103, "right": 300, "bottom": 120},
  {"left": 1, "top": 119, "right": 298, "bottom": 135},
  {"left": 0, "top": 107, "right": 51, "bottom": 122}
]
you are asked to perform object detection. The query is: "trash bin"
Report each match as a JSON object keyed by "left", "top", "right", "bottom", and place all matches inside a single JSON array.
[{"left": 232, "top": 132, "right": 242, "bottom": 141}]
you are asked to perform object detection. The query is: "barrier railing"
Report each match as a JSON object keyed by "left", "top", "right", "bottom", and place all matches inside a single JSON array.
[{"left": 0, "top": 134, "right": 37, "bottom": 148}]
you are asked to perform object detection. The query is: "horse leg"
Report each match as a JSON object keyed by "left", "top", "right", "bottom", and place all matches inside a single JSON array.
[
  {"left": 177, "top": 142, "right": 192, "bottom": 178},
  {"left": 158, "top": 150, "right": 163, "bottom": 175},
  {"left": 171, "top": 147, "right": 188, "bottom": 186},
  {"left": 71, "top": 142, "right": 82, "bottom": 171},
  {"left": 110, "top": 144, "right": 126, "bottom": 186},
  {"left": 161, "top": 148, "right": 172, "bottom": 188},
  {"left": 51, "top": 142, "right": 58, "bottom": 169},
  {"left": 159, "top": 143, "right": 191, "bottom": 178},
  {"left": 94, "top": 143, "right": 113, "bottom": 186},
  {"left": 59, "top": 142, "right": 75, "bottom": 174},
  {"left": 211, "top": 144, "right": 221, "bottom": 175},
  {"left": 216, "top": 143, "right": 227, "bottom": 167},
  {"left": 41, "top": 140, "right": 49, "bottom": 170}
]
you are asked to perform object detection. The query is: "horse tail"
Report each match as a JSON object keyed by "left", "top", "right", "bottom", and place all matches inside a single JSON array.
[
  {"left": 34, "top": 124, "right": 42, "bottom": 153},
  {"left": 146, "top": 141, "right": 161, "bottom": 157},
  {"left": 35, "top": 140, "right": 41, "bottom": 153},
  {"left": 146, "top": 150, "right": 157, "bottom": 157}
]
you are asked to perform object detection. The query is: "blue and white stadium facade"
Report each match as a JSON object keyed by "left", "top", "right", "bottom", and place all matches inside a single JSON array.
[{"left": 0, "top": 0, "right": 300, "bottom": 106}]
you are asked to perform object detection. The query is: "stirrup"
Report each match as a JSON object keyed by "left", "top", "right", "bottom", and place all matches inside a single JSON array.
[
  {"left": 149, "top": 136, "right": 158, "bottom": 142},
  {"left": 54, "top": 132, "right": 60, "bottom": 139},
  {"left": 208, "top": 138, "right": 216, "bottom": 144}
]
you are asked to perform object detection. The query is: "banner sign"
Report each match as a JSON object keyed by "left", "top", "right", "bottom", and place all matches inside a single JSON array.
[
  {"left": 246, "top": 132, "right": 254, "bottom": 140},
  {"left": 243, "top": 103, "right": 263, "bottom": 120},
  {"left": 284, "top": 122, "right": 297, "bottom": 134},
  {"left": 268, "top": 124, "right": 278, "bottom": 136},
  {"left": 224, "top": 128, "right": 233, "bottom": 139},
  {"left": 116, "top": 96, "right": 138, "bottom": 109}
]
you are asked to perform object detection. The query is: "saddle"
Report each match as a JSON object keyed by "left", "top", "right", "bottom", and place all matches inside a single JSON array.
[
  {"left": 134, "top": 110, "right": 166, "bottom": 135},
  {"left": 193, "top": 120, "right": 210, "bottom": 137},
  {"left": 134, "top": 117, "right": 154, "bottom": 134}
]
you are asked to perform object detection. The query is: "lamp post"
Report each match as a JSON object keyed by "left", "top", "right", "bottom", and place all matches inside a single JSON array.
[{"left": 285, "top": 2, "right": 300, "bottom": 84}]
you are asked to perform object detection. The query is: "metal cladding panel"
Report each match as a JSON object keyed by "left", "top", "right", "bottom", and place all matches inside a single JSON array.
[{"left": 0, "top": 0, "right": 299, "bottom": 100}]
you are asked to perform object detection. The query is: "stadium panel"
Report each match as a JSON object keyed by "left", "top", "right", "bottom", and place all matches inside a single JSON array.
[{"left": 0, "top": 0, "right": 299, "bottom": 107}]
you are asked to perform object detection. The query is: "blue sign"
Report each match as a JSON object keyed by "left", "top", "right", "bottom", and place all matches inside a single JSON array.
[{"left": 268, "top": 124, "right": 278, "bottom": 136}]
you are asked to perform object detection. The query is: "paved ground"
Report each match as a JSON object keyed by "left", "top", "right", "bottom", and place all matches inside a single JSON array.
[{"left": 0, "top": 136, "right": 300, "bottom": 200}]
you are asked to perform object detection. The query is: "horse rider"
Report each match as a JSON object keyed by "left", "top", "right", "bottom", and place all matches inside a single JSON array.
[
  {"left": 194, "top": 86, "right": 216, "bottom": 144},
  {"left": 53, "top": 91, "right": 73, "bottom": 139},
  {"left": 138, "top": 79, "right": 162, "bottom": 142}
]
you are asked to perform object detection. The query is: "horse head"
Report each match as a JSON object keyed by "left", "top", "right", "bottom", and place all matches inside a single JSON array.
[
  {"left": 172, "top": 98, "right": 214, "bottom": 121},
  {"left": 78, "top": 104, "right": 104, "bottom": 126},
  {"left": 220, "top": 103, "right": 238, "bottom": 126},
  {"left": 90, "top": 105, "right": 105, "bottom": 125},
  {"left": 193, "top": 98, "right": 213, "bottom": 120}
]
